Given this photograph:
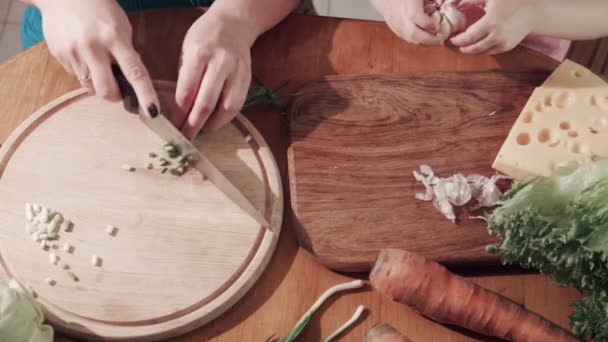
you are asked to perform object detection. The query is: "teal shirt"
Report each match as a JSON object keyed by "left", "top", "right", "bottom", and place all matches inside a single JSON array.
[{"left": 21, "top": 0, "right": 214, "bottom": 49}]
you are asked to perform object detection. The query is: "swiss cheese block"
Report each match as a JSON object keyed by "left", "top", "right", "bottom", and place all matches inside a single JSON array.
[
  {"left": 542, "top": 59, "right": 607, "bottom": 88},
  {"left": 493, "top": 87, "right": 608, "bottom": 179}
]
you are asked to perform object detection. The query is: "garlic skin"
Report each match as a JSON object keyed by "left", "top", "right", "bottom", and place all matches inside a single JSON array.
[{"left": 425, "top": 0, "right": 467, "bottom": 41}]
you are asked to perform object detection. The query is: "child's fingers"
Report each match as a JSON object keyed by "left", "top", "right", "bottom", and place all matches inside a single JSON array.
[
  {"left": 459, "top": 32, "right": 498, "bottom": 54},
  {"left": 450, "top": 16, "right": 492, "bottom": 46},
  {"left": 406, "top": 0, "right": 439, "bottom": 32},
  {"left": 411, "top": 13, "right": 439, "bottom": 33},
  {"left": 486, "top": 45, "right": 506, "bottom": 55},
  {"left": 405, "top": 22, "right": 444, "bottom": 45},
  {"left": 486, "top": 40, "right": 518, "bottom": 55}
]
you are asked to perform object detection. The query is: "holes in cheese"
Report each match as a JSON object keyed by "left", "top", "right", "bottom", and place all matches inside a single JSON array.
[
  {"left": 569, "top": 141, "right": 581, "bottom": 154},
  {"left": 549, "top": 140, "right": 561, "bottom": 148},
  {"left": 554, "top": 91, "right": 576, "bottom": 108},
  {"left": 590, "top": 94, "right": 608, "bottom": 110},
  {"left": 572, "top": 70, "right": 584, "bottom": 78},
  {"left": 494, "top": 81, "right": 608, "bottom": 179},
  {"left": 537, "top": 129, "right": 551, "bottom": 143},
  {"left": 544, "top": 94, "right": 553, "bottom": 107},
  {"left": 516, "top": 133, "right": 530, "bottom": 145}
]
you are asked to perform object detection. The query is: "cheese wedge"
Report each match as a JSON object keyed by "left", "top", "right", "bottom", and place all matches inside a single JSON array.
[
  {"left": 493, "top": 87, "right": 608, "bottom": 179},
  {"left": 542, "top": 59, "right": 607, "bottom": 88}
]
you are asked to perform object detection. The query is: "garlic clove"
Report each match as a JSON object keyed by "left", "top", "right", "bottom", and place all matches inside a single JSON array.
[
  {"left": 436, "top": 16, "right": 453, "bottom": 40},
  {"left": 441, "top": 4, "right": 467, "bottom": 35},
  {"left": 429, "top": 11, "right": 443, "bottom": 35}
]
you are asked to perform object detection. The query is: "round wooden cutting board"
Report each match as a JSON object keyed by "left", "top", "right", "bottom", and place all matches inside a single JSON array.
[{"left": 0, "top": 82, "right": 283, "bottom": 340}]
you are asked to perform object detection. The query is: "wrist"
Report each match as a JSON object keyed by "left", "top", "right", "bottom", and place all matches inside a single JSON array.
[
  {"left": 206, "top": 6, "right": 260, "bottom": 47},
  {"left": 29, "top": 0, "right": 48, "bottom": 9}
]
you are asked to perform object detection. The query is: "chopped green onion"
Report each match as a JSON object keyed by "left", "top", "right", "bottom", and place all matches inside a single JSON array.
[
  {"left": 62, "top": 221, "right": 73, "bottom": 232},
  {"left": 164, "top": 143, "right": 180, "bottom": 154},
  {"left": 159, "top": 158, "right": 170, "bottom": 166},
  {"left": 148, "top": 152, "right": 157, "bottom": 158},
  {"left": 178, "top": 155, "right": 189, "bottom": 165},
  {"left": 161, "top": 168, "right": 168, "bottom": 174},
  {"left": 167, "top": 150, "right": 180, "bottom": 159},
  {"left": 67, "top": 271, "right": 79, "bottom": 282}
]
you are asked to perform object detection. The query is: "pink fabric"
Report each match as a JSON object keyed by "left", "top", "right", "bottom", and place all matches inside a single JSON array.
[{"left": 520, "top": 35, "right": 571, "bottom": 62}]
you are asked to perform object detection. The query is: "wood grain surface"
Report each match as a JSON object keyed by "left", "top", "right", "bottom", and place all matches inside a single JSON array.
[
  {"left": 0, "top": 9, "right": 582, "bottom": 342},
  {"left": 0, "top": 82, "right": 282, "bottom": 340},
  {"left": 287, "top": 71, "right": 549, "bottom": 272}
]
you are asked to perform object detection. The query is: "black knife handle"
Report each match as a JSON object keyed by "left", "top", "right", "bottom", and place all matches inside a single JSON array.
[{"left": 111, "top": 65, "right": 139, "bottom": 114}]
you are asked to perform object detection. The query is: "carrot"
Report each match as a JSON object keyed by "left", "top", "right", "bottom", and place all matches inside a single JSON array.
[
  {"left": 365, "top": 323, "right": 412, "bottom": 342},
  {"left": 370, "top": 249, "right": 579, "bottom": 342}
]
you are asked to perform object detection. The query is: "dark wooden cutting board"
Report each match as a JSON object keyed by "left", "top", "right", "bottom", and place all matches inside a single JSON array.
[{"left": 287, "top": 71, "right": 549, "bottom": 272}]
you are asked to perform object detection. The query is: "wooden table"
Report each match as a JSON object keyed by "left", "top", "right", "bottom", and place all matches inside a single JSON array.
[{"left": 0, "top": 9, "right": 580, "bottom": 342}]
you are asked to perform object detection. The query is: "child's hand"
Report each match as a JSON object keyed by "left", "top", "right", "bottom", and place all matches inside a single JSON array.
[
  {"left": 174, "top": 11, "right": 254, "bottom": 138},
  {"left": 371, "top": 0, "right": 444, "bottom": 45},
  {"left": 450, "top": 0, "right": 536, "bottom": 54},
  {"left": 36, "top": 0, "right": 158, "bottom": 112}
]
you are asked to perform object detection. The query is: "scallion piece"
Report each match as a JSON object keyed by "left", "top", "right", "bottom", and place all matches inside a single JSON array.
[{"left": 67, "top": 271, "right": 79, "bottom": 282}]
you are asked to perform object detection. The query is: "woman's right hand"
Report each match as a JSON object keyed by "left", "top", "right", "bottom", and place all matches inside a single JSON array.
[
  {"left": 371, "top": 0, "right": 444, "bottom": 46},
  {"left": 34, "top": 0, "right": 159, "bottom": 115}
]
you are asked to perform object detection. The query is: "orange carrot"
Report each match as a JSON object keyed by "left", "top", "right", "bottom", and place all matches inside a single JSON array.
[
  {"left": 370, "top": 249, "right": 579, "bottom": 342},
  {"left": 365, "top": 323, "right": 412, "bottom": 342}
]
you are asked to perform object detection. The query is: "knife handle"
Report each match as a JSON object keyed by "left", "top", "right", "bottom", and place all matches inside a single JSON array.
[{"left": 111, "top": 65, "right": 139, "bottom": 114}]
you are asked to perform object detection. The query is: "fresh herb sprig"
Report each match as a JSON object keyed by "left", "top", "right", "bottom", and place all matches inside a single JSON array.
[
  {"left": 267, "top": 280, "right": 365, "bottom": 342},
  {"left": 243, "top": 75, "right": 294, "bottom": 113},
  {"left": 148, "top": 142, "right": 191, "bottom": 176}
]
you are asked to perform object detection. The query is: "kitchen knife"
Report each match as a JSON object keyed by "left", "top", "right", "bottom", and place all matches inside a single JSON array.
[{"left": 112, "top": 66, "right": 271, "bottom": 229}]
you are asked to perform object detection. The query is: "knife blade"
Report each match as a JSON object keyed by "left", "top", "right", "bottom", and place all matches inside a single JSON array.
[{"left": 111, "top": 66, "right": 271, "bottom": 229}]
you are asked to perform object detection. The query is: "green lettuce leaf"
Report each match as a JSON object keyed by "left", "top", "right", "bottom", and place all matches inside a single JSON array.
[{"left": 488, "top": 160, "right": 608, "bottom": 340}]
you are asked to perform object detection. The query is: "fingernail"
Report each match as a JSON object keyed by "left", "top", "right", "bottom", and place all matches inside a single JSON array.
[{"left": 147, "top": 103, "right": 158, "bottom": 118}]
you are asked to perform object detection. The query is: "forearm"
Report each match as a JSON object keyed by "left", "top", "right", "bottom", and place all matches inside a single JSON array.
[
  {"left": 207, "top": 0, "right": 299, "bottom": 46},
  {"left": 532, "top": 0, "right": 608, "bottom": 40}
]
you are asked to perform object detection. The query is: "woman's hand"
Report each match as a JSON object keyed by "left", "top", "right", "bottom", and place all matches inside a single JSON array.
[
  {"left": 174, "top": 11, "right": 254, "bottom": 138},
  {"left": 35, "top": 0, "right": 159, "bottom": 116},
  {"left": 450, "top": 0, "right": 537, "bottom": 54},
  {"left": 371, "top": 0, "right": 444, "bottom": 46}
]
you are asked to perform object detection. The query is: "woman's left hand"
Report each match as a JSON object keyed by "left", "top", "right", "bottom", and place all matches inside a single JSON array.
[
  {"left": 449, "top": 0, "right": 537, "bottom": 55},
  {"left": 173, "top": 10, "right": 255, "bottom": 138}
]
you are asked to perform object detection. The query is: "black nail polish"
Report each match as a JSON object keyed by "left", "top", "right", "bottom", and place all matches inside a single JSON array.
[{"left": 147, "top": 103, "right": 159, "bottom": 118}]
